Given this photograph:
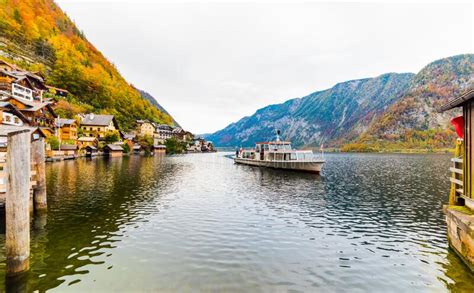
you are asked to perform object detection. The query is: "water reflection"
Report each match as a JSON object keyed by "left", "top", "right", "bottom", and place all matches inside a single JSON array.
[{"left": 0, "top": 153, "right": 471, "bottom": 291}]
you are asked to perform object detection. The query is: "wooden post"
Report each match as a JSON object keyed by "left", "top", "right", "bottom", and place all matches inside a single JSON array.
[
  {"left": 6, "top": 130, "right": 31, "bottom": 275},
  {"left": 31, "top": 137, "right": 47, "bottom": 210}
]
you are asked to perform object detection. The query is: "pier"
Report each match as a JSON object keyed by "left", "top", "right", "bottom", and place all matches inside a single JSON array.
[
  {"left": 440, "top": 89, "right": 474, "bottom": 272},
  {"left": 0, "top": 128, "right": 47, "bottom": 276}
]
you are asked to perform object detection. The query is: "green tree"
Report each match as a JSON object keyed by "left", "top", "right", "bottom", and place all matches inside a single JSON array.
[
  {"left": 104, "top": 130, "right": 120, "bottom": 144},
  {"left": 47, "top": 136, "right": 60, "bottom": 150},
  {"left": 165, "top": 137, "right": 187, "bottom": 155},
  {"left": 138, "top": 135, "right": 153, "bottom": 154}
]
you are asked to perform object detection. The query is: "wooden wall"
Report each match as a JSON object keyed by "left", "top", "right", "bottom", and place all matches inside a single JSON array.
[{"left": 464, "top": 101, "right": 473, "bottom": 199}]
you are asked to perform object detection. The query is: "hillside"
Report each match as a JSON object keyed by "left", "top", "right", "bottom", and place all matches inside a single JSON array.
[
  {"left": 137, "top": 89, "right": 181, "bottom": 127},
  {"left": 345, "top": 54, "right": 474, "bottom": 151},
  {"left": 207, "top": 54, "right": 474, "bottom": 150},
  {"left": 206, "top": 72, "right": 414, "bottom": 147},
  {"left": 0, "top": 0, "right": 174, "bottom": 130}
]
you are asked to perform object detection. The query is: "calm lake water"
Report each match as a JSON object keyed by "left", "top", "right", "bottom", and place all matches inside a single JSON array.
[{"left": 0, "top": 152, "right": 473, "bottom": 292}]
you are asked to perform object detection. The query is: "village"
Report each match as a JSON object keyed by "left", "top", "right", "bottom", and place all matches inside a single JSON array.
[{"left": 0, "top": 59, "right": 215, "bottom": 160}]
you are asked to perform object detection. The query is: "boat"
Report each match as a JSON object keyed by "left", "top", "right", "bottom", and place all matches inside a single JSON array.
[{"left": 234, "top": 131, "right": 325, "bottom": 173}]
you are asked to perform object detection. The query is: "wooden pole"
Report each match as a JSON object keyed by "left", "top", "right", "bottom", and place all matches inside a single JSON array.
[
  {"left": 6, "top": 130, "right": 31, "bottom": 275},
  {"left": 31, "top": 137, "right": 47, "bottom": 210}
]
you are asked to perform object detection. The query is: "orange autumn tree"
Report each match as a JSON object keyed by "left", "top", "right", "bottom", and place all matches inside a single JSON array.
[{"left": 0, "top": 0, "right": 174, "bottom": 129}]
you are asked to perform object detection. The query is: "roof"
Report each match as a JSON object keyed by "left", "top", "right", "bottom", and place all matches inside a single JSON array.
[
  {"left": 60, "top": 144, "right": 77, "bottom": 150},
  {"left": 172, "top": 127, "right": 184, "bottom": 133},
  {"left": 153, "top": 144, "right": 166, "bottom": 149},
  {"left": 78, "top": 136, "right": 97, "bottom": 142},
  {"left": 46, "top": 85, "right": 69, "bottom": 93},
  {"left": 55, "top": 118, "right": 76, "bottom": 127},
  {"left": 122, "top": 133, "right": 136, "bottom": 140},
  {"left": 85, "top": 145, "right": 97, "bottom": 150},
  {"left": 439, "top": 88, "right": 474, "bottom": 112},
  {"left": 157, "top": 124, "right": 173, "bottom": 130},
  {"left": 0, "top": 125, "right": 45, "bottom": 138},
  {"left": 10, "top": 70, "right": 45, "bottom": 83},
  {"left": 81, "top": 114, "right": 115, "bottom": 126},
  {"left": 105, "top": 144, "right": 123, "bottom": 151},
  {"left": 0, "top": 101, "right": 30, "bottom": 124},
  {"left": 133, "top": 145, "right": 142, "bottom": 150}
]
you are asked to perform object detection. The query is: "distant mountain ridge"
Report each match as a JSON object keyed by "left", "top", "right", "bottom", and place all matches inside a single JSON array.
[
  {"left": 138, "top": 89, "right": 181, "bottom": 127},
  {"left": 206, "top": 54, "right": 474, "bottom": 150},
  {"left": 206, "top": 72, "right": 414, "bottom": 147}
]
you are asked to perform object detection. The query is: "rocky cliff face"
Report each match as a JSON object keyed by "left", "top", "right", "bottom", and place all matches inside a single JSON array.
[
  {"left": 207, "top": 54, "right": 473, "bottom": 150},
  {"left": 358, "top": 54, "right": 473, "bottom": 145},
  {"left": 206, "top": 73, "right": 414, "bottom": 147}
]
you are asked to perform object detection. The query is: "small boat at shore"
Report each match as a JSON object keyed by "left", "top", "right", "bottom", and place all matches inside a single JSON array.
[{"left": 234, "top": 131, "right": 325, "bottom": 173}]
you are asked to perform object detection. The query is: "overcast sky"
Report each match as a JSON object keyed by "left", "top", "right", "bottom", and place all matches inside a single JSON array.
[{"left": 56, "top": 1, "right": 473, "bottom": 134}]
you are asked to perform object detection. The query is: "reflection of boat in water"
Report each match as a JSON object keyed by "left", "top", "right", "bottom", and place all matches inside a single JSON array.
[{"left": 234, "top": 131, "right": 325, "bottom": 173}]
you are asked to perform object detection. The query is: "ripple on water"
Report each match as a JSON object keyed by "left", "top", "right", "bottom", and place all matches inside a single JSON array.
[{"left": 0, "top": 153, "right": 472, "bottom": 291}]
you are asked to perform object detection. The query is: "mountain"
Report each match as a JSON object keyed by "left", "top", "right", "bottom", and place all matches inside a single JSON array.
[
  {"left": 347, "top": 54, "right": 473, "bottom": 151},
  {"left": 206, "top": 72, "right": 414, "bottom": 148},
  {"left": 0, "top": 0, "right": 174, "bottom": 130},
  {"left": 137, "top": 89, "right": 181, "bottom": 127},
  {"left": 207, "top": 54, "right": 473, "bottom": 150}
]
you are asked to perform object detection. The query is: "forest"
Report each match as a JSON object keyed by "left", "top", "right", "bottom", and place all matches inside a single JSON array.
[{"left": 0, "top": 0, "right": 174, "bottom": 130}]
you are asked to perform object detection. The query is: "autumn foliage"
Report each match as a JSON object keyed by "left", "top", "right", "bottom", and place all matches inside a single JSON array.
[{"left": 0, "top": 0, "right": 174, "bottom": 129}]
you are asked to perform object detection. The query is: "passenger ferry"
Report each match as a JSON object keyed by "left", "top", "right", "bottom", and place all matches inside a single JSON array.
[{"left": 234, "top": 131, "right": 325, "bottom": 173}]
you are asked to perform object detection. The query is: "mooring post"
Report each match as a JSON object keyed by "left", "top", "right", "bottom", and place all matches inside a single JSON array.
[
  {"left": 6, "top": 130, "right": 31, "bottom": 275},
  {"left": 31, "top": 137, "right": 47, "bottom": 210}
]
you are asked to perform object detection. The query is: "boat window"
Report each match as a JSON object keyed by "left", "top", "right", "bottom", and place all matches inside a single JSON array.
[{"left": 290, "top": 153, "right": 297, "bottom": 160}]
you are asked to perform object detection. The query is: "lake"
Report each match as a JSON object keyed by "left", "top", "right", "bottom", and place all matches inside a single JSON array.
[{"left": 0, "top": 152, "right": 473, "bottom": 291}]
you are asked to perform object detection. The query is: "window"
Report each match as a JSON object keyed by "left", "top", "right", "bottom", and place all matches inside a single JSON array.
[{"left": 14, "top": 117, "right": 19, "bottom": 124}]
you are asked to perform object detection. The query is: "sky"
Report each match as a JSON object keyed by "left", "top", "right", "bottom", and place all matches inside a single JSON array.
[{"left": 55, "top": 1, "right": 473, "bottom": 134}]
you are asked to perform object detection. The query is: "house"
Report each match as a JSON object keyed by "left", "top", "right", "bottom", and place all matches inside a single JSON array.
[
  {"left": 172, "top": 127, "right": 186, "bottom": 140},
  {"left": 60, "top": 144, "right": 78, "bottom": 159},
  {"left": 84, "top": 145, "right": 98, "bottom": 157},
  {"left": 183, "top": 131, "right": 194, "bottom": 142},
  {"left": 133, "top": 144, "right": 142, "bottom": 154},
  {"left": 47, "top": 144, "right": 78, "bottom": 160},
  {"left": 439, "top": 88, "right": 474, "bottom": 272},
  {"left": 80, "top": 114, "right": 119, "bottom": 139},
  {"left": 0, "top": 94, "right": 57, "bottom": 136},
  {"left": 55, "top": 118, "right": 78, "bottom": 141},
  {"left": 104, "top": 144, "right": 123, "bottom": 157},
  {"left": 0, "top": 125, "right": 45, "bottom": 151},
  {"left": 155, "top": 124, "right": 173, "bottom": 144},
  {"left": 136, "top": 120, "right": 155, "bottom": 137},
  {"left": 121, "top": 131, "right": 136, "bottom": 142},
  {"left": 0, "top": 66, "right": 47, "bottom": 102},
  {"left": 153, "top": 144, "right": 166, "bottom": 154},
  {"left": 77, "top": 136, "right": 98, "bottom": 148},
  {"left": 0, "top": 101, "right": 30, "bottom": 127}
]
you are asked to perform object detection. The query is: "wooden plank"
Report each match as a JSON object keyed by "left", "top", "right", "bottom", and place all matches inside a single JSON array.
[
  {"left": 450, "top": 177, "right": 464, "bottom": 186},
  {"left": 450, "top": 167, "right": 463, "bottom": 174},
  {"left": 451, "top": 157, "right": 463, "bottom": 163}
]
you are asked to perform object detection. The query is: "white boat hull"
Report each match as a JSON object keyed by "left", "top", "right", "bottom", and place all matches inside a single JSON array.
[{"left": 234, "top": 157, "right": 324, "bottom": 173}]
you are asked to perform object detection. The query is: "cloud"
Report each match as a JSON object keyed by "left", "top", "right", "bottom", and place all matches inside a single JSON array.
[{"left": 56, "top": 1, "right": 473, "bottom": 133}]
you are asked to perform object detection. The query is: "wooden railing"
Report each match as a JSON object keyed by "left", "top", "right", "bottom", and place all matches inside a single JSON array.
[{"left": 450, "top": 156, "right": 463, "bottom": 202}]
